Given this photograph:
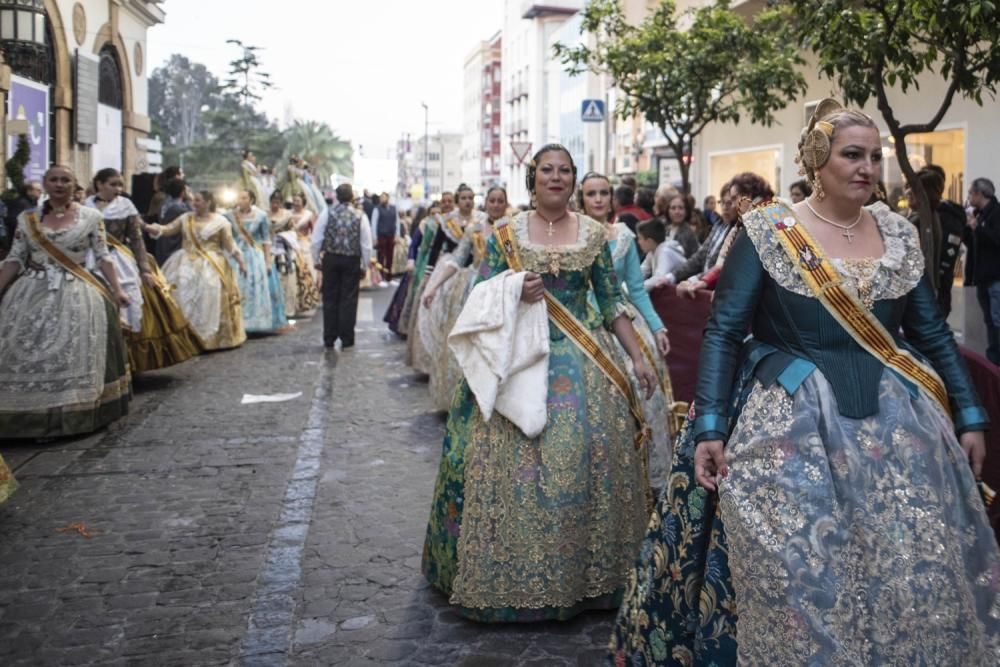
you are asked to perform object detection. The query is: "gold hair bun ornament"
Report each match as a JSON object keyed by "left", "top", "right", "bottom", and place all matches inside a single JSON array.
[{"left": 797, "top": 98, "right": 845, "bottom": 173}]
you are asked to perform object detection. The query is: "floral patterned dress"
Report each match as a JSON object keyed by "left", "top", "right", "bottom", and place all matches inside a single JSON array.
[
  {"left": 609, "top": 203, "right": 1000, "bottom": 665},
  {"left": 423, "top": 213, "right": 492, "bottom": 411},
  {"left": 422, "top": 213, "right": 648, "bottom": 622},
  {"left": 86, "top": 196, "right": 203, "bottom": 372},
  {"left": 0, "top": 208, "right": 131, "bottom": 437},
  {"left": 158, "top": 214, "right": 246, "bottom": 351},
  {"left": 226, "top": 206, "right": 287, "bottom": 332}
]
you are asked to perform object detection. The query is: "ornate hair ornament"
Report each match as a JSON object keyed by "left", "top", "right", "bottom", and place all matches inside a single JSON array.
[{"left": 796, "top": 98, "right": 844, "bottom": 174}]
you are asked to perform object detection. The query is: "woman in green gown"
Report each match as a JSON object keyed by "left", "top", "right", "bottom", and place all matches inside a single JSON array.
[{"left": 422, "top": 144, "right": 657, "bottom": 622}]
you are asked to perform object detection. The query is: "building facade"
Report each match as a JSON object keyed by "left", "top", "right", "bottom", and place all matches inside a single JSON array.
[
  {"left": 0, "top": 0, "right": 164, "bottom": 187},
  {"left": 461, "top": 32, "right": 502, "bottom": 195},
  {"left": 397, "top": 132, "right": 463, "bottom": 201},
  {"left": 501, "top": 0, "right": 581, "bottom": 205}
]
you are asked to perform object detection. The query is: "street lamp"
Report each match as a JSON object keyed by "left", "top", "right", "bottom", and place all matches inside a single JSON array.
[{"left": 421, "top": 102, "right": 429, "bottom": 202}]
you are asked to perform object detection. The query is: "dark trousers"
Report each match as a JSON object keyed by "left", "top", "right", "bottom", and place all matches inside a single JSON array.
[
  {"left": 376, "top": 235, "right": 395, "bottom": 280},
  {"left": 322, "top": 253, "right": 361, "bottom": 347},
  {"left": 976, "top": 281, "right": 1000, "bottom": 364}
]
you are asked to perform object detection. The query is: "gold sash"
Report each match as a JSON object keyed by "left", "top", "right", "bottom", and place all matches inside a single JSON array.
[
  {"left": 494, "top": 223, "right": 653, "bottom": 508},
  {"left": 230, "top": 212, "right": 261, "bottom": 251},
  {"left": 24, "top": 212, "right": 117, "bottom": 307},
  {"left": 760, "top": 201, "right": 951, "bottom": 416},
  {"left": 184, "top": 215, "right": 240, "bottom": 306},
  {"left": 445, "top": 216, "right": 464, "bottom": 243}
]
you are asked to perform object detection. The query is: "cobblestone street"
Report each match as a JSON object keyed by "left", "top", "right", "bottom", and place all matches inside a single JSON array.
[{"left": 0, "top": 289, "right": 614, "bottom": 666}]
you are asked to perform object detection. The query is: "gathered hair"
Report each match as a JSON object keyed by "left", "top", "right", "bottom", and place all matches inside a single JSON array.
[
  {"left": 525, "top": 143, "right": 577, "bottom": 194},
  {"left": 577, "top": 172, "right": 610, "bottom": 211},
  {"left": 93, "top": 167, "right": 120, "bottom": 191}
]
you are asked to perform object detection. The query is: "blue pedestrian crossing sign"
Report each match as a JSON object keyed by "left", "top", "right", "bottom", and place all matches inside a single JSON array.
[{"left": 581, "top": 99, "right": 605, "bottom": 123}]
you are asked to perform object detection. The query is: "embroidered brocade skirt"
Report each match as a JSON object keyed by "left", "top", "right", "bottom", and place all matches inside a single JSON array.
[
  {"left": 616, "top": 310, "right": 674, "bottom": 482},
  {"left": 422, "top": 326, "right": 648, "bottom": 622},
  {"left": 126, "top": 263, "right": 204, "bottom": 373},
  {"left": 162, "top": 249, "right": 246, "bottom": 351},
  {"left": 0, "top": 271, "right": 131, "bottom": 438},
  {"left": 406, "top": 272, "right": 435, "bottom": 374},
  {"left": 610, "top": 368, "right": 1000, "bottom": 665},
  {"left": 422, "top": 263, "right": 476, "bottom": 411},
  {"left": 230, "top": 244, "right": 277, "bottom": 333},
  {"left": 383, "top": 271, "right": 411, "bottom": 334}
]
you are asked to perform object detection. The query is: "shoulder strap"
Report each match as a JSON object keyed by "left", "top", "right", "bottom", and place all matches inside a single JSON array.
[
  {"left": 24, "top": 211, "right": 117, "bottom": 307},
  {"left": 757, "top": 201, "right": 951, "bottom": 416}
]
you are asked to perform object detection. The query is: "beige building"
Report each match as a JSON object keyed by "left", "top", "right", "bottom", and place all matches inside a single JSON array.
[{"left": 0, "top": 0, "right": 163, "bottom": 187}]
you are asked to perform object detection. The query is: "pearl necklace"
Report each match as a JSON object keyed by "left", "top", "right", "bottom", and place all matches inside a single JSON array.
[{"left": 805, "top": 199, "right": 864, "bottom": 243}]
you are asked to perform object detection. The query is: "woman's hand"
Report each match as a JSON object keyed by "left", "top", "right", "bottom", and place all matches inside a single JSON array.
[
  {"left": 520, "top": 272, "right": 544, "bottom": 303},
  {"left": 654, "top": 329, "right": 670, "bottom": 358},
  {"left": 116, "top": 289, "right": 132, "bottom": 308},
  {"left": 960, "top": 430, "right": 987, "bottom": 478},
  {"left": 238, "top": 259, "right": 248, "bottom": 277},
  {"left": 694, "top": 439, "right": 728, "bottom": 492},
  {"left": 632, "top": 357, "right": 656, "bottom": 400},
  {"left": 141, "top": 271, "right": 156, "bottom": 289},
  {"left": 422, "top": 287, "right": 437, "bottom": 309},
  {"left": 677, "top": 279, "right": 705, "bottom": 299},
  {"left": 406, "top": 259, "right": 415, "bottom": 273}
]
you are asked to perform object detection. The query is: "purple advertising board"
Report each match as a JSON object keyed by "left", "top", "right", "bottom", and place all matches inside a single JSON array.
[{"left": 7, "top": 75, "right": 50, "bottom": 183}]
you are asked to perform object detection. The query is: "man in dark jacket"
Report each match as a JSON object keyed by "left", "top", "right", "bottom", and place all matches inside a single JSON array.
[
  {"left": 968, "top": 177, "right": 1000, "bottom": 364},
  {"left": 925, "top": 165, "right": 965, "bottom": 318},
  {"left": 370, "top": 192, "right": 399, "bottom": 282}
]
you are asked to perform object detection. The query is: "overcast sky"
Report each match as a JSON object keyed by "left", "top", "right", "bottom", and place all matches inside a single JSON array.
[{"left": 147, "top": 0, "right": 505, "bottom": 161}]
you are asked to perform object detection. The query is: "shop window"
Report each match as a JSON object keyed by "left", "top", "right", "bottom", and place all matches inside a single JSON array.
[
  {"left": 883, "top": 128, "right": 965, "bottom": 209},
  {"left": 709, "top": 147, "right": 782, "bottom": 201}
]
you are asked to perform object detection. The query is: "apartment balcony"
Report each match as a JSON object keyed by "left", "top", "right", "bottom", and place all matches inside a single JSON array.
[{"left": 521, "top": 0, "right": 582, "bottom": 19}]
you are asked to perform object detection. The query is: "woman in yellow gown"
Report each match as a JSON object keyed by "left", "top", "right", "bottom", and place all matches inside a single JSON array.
[{"left": 149, "top": 191, "right": 248, "bottom": 351}]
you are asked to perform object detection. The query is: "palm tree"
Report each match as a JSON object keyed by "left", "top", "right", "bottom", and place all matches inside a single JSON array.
[{"left": 282, "top": 120, "right": 354, "bottom": 184}]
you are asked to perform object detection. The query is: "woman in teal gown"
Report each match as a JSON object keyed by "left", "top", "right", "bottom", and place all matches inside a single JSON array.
[
  {"left": 422, "top": 145, "right": 656, "bottom": 622},
  {"left": 610, "top": 104, "right": 999, "bottom": 665},
  {"left": 580, "top": 172, "right": 674, "bottom": 476},
  {"left": 225, "top": 190, "right": 287, "bottom": 333}
]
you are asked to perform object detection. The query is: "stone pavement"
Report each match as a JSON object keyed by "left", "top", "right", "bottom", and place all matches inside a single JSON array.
[{"left": 0, "top": 287, "right": 616, "bottom": 666}]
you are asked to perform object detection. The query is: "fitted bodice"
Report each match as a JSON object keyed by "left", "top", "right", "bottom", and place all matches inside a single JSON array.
[{"left": 5, "top": 207, "right": 108, "bottom": 269}]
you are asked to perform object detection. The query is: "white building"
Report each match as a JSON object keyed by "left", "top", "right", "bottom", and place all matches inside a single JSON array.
[
  {"left": 461, "top": 32, "right": 502, "bottom": 195},
  {"left": 1, "top": 1, "right": 165, "bottom": 185},
  {"left": 501, "top": 0, "right": 582, "bottom": 205},
  {"left": 546, "top": 12, "right": 614, "bottom": 179},
  {"left": 398, "top": 132, "right": 463, "bottom": 201}
]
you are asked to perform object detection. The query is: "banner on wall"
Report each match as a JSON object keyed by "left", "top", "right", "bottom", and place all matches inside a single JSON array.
[{"left": 6, "top": 76, "right": 50, "bottom": 183}]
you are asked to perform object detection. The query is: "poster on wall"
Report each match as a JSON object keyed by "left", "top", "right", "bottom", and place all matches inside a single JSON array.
[
  {"left": 6, "top": 76, "right": 50, "bottom": 183},
  {"left": 93, "top": 104, "right": 123, "bottom": 174}
]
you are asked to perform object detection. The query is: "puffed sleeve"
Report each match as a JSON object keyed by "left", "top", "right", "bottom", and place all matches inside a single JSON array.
[
  {"left": 901, "top": 275, "right": 989, "bottom": 434},
  {"left": 89, "top": 214, "right": 111, "bottom": 262},
  {"left": 590, "top": 242, "right": 626, "bottom": 329},
  {"left": 621, "top": 241, "right": 664, "bottom": 332},
  {"left": 693, "top": 230, "right": 765, "bottom": 443},
  {"left": 254, "top": 212, "right": 272, "bottom": 246},
  {"left": 218, "top": 221, "right": 241, "bottom": 259}
]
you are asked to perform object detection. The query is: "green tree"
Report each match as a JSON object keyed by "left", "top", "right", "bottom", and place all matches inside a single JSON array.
[
  {"left": 224, "top": 40, "right": 274, "bottom": 109},
  {"left": 149, "top": 55, "right": 221, "bottom": 155},
  {"left": 556, "top": 0, "right": 806, "bottom": 193},
  {"left": 282, "top": 120, "right": 354, "bottom": 184},
  {"left": 787, "top": 0, "right": 1000, "bottom": 288}
]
